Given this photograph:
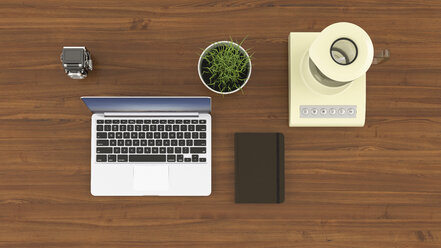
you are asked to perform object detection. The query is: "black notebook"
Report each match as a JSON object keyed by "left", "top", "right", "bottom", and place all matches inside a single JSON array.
[{"left": 235, "top": 133, "right": 284, "bottom": 203}]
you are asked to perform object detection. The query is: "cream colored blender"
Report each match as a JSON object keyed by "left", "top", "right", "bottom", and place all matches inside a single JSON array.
[{"left": 288, "top": 22, "right": 389, "bottom": 127}]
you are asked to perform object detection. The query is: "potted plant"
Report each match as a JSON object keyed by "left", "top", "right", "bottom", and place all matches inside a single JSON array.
[{"left": 198, "top": 38, "right": 252, "bottom": 94}]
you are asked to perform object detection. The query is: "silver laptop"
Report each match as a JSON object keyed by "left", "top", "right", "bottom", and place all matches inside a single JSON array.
[{"left": 81, "top": 96, "right": 211, "bottom": 196}]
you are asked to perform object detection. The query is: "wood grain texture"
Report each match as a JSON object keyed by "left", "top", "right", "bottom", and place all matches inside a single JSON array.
[{"left": 0, "top": 0, "right": 441, "bottom": 247}]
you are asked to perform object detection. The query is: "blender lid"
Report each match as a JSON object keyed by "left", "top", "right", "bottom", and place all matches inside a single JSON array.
[{"left": 309, "top": 22, "right": 374, "bottom": 82}]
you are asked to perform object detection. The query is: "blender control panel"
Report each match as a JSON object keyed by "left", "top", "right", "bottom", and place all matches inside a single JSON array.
[{"left": 300, "top": 105, "right": 357, "bottom": 118}]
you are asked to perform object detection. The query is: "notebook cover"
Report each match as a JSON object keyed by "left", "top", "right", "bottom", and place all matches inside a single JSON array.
[{"left": 235, "top": 133, "right": 284, "bottom": 203}]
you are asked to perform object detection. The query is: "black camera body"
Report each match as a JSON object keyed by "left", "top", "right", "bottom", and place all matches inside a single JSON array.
[{"left": 60, "top": 47, "right": 93, "bottom": 79}]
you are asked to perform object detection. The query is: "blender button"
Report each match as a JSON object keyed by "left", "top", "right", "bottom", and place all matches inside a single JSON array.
[
  {"left": 348, "top": 108, "right": 356, "bottom": 115},
  {"left": 320, "top": 108, "right": 327, "bottom": 115},
  {"left": 329, "top": 108, "right": 337, "bottom": 115},
  {"left": 302, "top": 108, "right": 309, "bottom": 115},
  {"left": 338, "top": 108, "right": 346, "bottom": 115},
  {"left": 311, "top": 108, "right": 318, "bottom": 115}
]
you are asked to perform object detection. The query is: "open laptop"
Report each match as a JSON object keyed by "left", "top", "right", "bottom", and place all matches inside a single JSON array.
[{"left": 81, "top": 96, "right": 212, "bottom": 196}]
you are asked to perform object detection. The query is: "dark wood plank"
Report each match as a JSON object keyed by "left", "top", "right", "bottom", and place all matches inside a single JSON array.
[{"left": 0, "top": 0, "right": 441, "bottom": 247}]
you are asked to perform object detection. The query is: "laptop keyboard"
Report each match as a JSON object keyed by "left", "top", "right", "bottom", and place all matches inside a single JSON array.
[{"left": 95, "top": 119, "right": 207, "bottom": 163}]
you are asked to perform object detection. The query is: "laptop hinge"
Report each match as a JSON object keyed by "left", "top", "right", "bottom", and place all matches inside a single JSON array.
[{"left": 104, "top": 112, "right": 200, "bottom": 117}]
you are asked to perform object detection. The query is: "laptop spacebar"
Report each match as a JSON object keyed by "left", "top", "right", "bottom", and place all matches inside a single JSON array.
[{"left": 129, "top": 155, "right": 166, "bottom": 162}]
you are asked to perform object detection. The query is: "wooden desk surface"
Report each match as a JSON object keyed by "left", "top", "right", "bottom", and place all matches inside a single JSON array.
[{"left": 1, "top": 1, "right": 441, "bottom": 247}]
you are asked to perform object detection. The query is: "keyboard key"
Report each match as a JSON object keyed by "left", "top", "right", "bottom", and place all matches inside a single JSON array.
[
  {"left": 175, "top": 147, "right": 181, "bottom": 153},
  {"left": 118, "top": 155, "right": 128, "bottom": 162},
  {"left": 164, "top": 140, "right": 170, "bottom": 146},
  {"left": 120, "top": 125, "right": 126, "bottom": 131},
  {"left": 188, "top": 125, "right": 195, "bottom": 131},
  {"left": 96, "top": 155, "right": 107, "bottom": 162},
  {"left": 105, "top": 120, "right": 112, "bottom": 124},
  {"left": 167, "top": 147, "right": 174, "bottom": 153},
  {"left": 125, "top": 140, "right": 132, "bottom": 146},
  {"left": 108, "top": 132, "right": 115, "bottom": 139},
  {"left": 191, "top": 147, "right": 206, "bottom": 154},
  {"left": 162, "top": 132, "right": 168, "bottom": 139},
  {"left": 192, "top": 120, "right": 198, "bottom": 124},
  {"left": 194, "top": 140, "right": 206, "bottom": 146},
  {"left": 112, "top": 120, "right": 120, "bottom": 124},
  {"left": 108, "top": 155, "right": 116, "bottom": 162},
  {"left": 97, "top": 147, "right": 112, "bottom": 153},
  {"left": 200, "top": 132, "right": 206, "bottom": 138},
  {"left": 129, "top": 155, "right": 166, "bottom": 162},
  {"left": 158, "top": 125, "right": 164, "bottom": 131},
  {"left": 184, "top": 132, "right": 191, "bottom": 139},
  {"left": 156, "top": 140, "right": 162, "bottom": 146},
  {"left": 105, "top": 125, "right": 111, "bottom": 131},
  {"left": 169, "top": 132, "right": 176, "bottom": 139},
  {"left": 154, "top": 132, "right": 160, "bottom": 138},
  {"left": 141, "top": 140, "right": 147, "bottom": 146},
  {"left": 129, "top": 147, "right": 136, "bottom": 153},
  {"left": 97, "top": 120, "right": 104, "bottom": 124},
  {"left": 199, "top": 120, "right": 206, "bottom": 124},
  {"left": 160, "top": 120, "right": 167, "bottom": 124},
  {"left": 166, "top": 125, "right": 172, "bottom": 131},
  {"left": 96, "top": 125, "right": 103, "bottom": 131},
  {"left": 168, "top": 120, "right": 174, "bottom": 124},
  {"left": 144, "top": 147, "right": 151, "bottom": 153},
  {"left": 177, "top": 155, "right": 184, "bottom": 162},
  {"left": 136, "top": 120, "right": 143, "bottom": 124},
  {"left": 199, "top": 157, "right": 206, "bottom": 162},
  {"left": 121, "top": 120, "right": 128, "bottom": 124},
  {"left": 152, "top": 120, "right": 159, "bottom": 124},
  {"left": 114, "top": 147, "right": 121, "bottom": 153},
  {"left": 148, "top": 140, "right": 155, "bottom": 146},
  {"left": 144, "top": 120, "right": 151, "bottom": 124},
  {"left": 171, "top": 140, "right": 177, "bottom": 146},
  {"left": 137, "top": 147, "right": 143, "bottom": 153},
  {"left": 128, "top": 125, "right": 134, "bottom": 131},
  {"left": 183, "top": 147, "right": 189, "bottom": 153},
  {"left": 176, "top": 120, "right": 183, "bottom": 124},
  {"left": 110, "top": 140, "right": 117, "bottom": 146},
  {"left": 184, "top": 120, "right": 190, "bottom": 124},
  {"left": 118, "top": 140, "right": 124, "bottom": 146},
  {"left": 173, "top": 125, "right": 179, "bottom": 131},
  {"left": 152, "top": 147, "right": 158, "bottom": 153},
  {"left": 129, "top": 120, "right": 135, "bottom": 124},
  {"left": 186, "top": 140, "right": 193, "bottom": 146},
  {"left": 97, "top": 140, "right": 109, "bottom": 146},
  {"left": 112, "top": 125, "right": 118, "bottom": 131},
  {"left": 160, "top": 147, "right": 166, "bottom": 153},
  {"left": 139, "top": 132, "right": 145, "bottom": 138},
  {"left": 180, "top": 125, "right": 187, "bottom": 131},
  {"left": 192, "top": 155, "right": 198, "bottom": 162},
  {"left": 122, "top": 147, "right": 128, "bottom": 153},
  {"left": 192, "top": 132, "right": 198, "bottom": 139},
  {"left": 167, "top": 155, "right": 176, "bottom": 162},
  {"left": 179, "top": 140, "right": 185, "bottom": 146},
  {"left": 143, "top": 125, "right": 149, "bottom": 131},
  {"left": 123, "top": 132, "right": 130, "bottom": 138},
  {"left": 133, "top": 140, "right": 139, "bottom": 146},
  {"left": 177, "top": 132, "right": 183, "bottom": 139},
  {"left": 116, "top": 132, "right": 122, "bottom": 139},
  {"left": 131, "top": 132, "right": 138, "bottom": 139},
  {"left": 135, "top": 125, "right": 141, "bottom": 131},
  {"left": 185, "top": 158, "right": 191, "bottom": 162},
  {"left": 196, "top": 125, "right": 206, "bottom": 131}
]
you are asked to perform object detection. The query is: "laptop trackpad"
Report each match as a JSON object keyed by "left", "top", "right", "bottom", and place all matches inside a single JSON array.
[{"left": 133, "top": 165, "right": 169, "bottom": 191}]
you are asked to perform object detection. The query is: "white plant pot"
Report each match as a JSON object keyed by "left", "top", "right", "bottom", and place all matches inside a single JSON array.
[{"left": 198, "top": 41, "right": 252, "bottom": 95}]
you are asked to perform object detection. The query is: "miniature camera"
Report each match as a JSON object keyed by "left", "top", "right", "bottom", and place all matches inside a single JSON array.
[{"left": 60, "top": 47, "right": 93, "bottom": 79}]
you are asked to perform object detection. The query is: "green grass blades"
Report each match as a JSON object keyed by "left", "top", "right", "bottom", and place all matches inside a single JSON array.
[{"left": 202, "top": 38, "right": 251, "bottom": 93}]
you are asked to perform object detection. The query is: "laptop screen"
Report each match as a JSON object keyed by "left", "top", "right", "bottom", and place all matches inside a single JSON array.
[{"left": 81, "top": 97, "right": 211, "bottom": 113}]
